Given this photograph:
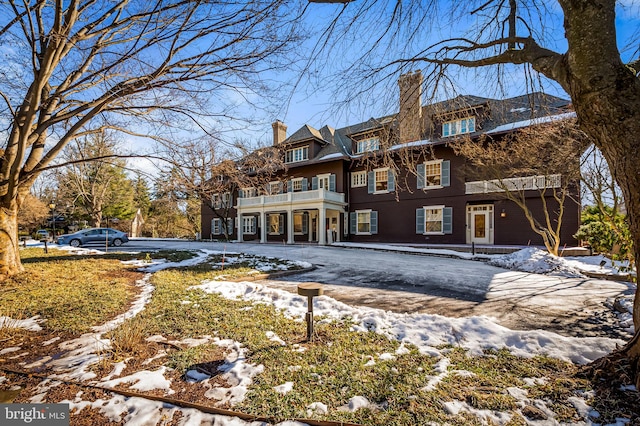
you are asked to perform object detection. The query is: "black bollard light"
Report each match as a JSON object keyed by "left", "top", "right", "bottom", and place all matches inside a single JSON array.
[{"left": 297, "top": 283, "right": 324, "bottom": 341}]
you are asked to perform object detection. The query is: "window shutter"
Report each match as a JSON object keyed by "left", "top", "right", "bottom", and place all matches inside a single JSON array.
[
  {"left": 278, "top": 182, "right": 284, "bottom": 194},
  {"left": 350, "top": 212, "right": 357, "bottom": 234},
  {"left": 238, "top": 189, "right": 244, "bottom": 199},
  {"left": 370, "top": 211, "right": 378, "bottom": 234},
  {"left": 329, "top": 174, "right": 336, "bottom": 192},
  {"left": 416, "top": 208, "right": 425, "bottom": 234},
  {"left": 367, "top": 171, "right": 375, "bottom": 194},
  {"left": 443, "top": 207, "right": 453, "bottom": 234},
  {"left": 287, "top": 180, "right": 293, "bottom": 192},
  {"left": 417, "top": 164, "right": 425, "bottom": 189},
  {"left": 312, "top": 176, "right": 318, "bottom": 190},
  {"left": 251, "top": 217, "right": 256, "bottom": 234},
  {"left": 441, "top": 160, "right": 450, "bottom": 187},
  {"left": 388, "top": 170, "right": 395, "bottom": 192},
  {"left": 227, "top": 218, "right": 233, "bottom": 235},
  {"left": 302, "top": 178, "right": 308, "bottom": 191},
  {"left": 302, "top": 213, "right": 308, "bottom": 234},
  {"left": 279, "top": 214, "right": 284, "bottom": 234}
]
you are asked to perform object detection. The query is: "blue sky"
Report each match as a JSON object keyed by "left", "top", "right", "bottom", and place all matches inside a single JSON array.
[{"left": 235, "top": 0, "right": 639, "bottom": 147}]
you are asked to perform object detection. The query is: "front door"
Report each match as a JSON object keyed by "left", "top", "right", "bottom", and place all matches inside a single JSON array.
[{"left": 467, "top": 205, "right": 493, "bottom": 244}]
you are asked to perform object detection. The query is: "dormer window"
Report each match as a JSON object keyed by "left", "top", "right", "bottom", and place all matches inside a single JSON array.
[
  {"left": 285, "top": 146, "right": 309, "bottom": 163},
  {"left": 442, "top": 117, "right": 476, "bottom": 137},
  {"left": 355, "top": 137, "right": 380, "bottom": 154}
]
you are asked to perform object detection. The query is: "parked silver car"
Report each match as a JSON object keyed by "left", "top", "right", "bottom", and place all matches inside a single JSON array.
[{"left": 56, "top": 228, "right": 129, "bottom": 247}]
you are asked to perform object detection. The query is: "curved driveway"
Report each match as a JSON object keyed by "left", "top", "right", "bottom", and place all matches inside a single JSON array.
[{"left": 125, "top": 240, "right": 634, "bottom": 338}]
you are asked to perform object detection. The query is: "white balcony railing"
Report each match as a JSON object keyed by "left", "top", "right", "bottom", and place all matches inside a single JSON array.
[
  {"left": 465, "top": 174, "right": 562, "bottom": 194},
  {"left": 237, "top": 189, "right": 345, "bottom": 208}
]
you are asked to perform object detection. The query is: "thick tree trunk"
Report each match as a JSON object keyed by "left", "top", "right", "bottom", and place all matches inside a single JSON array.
[
  {"left": 0, "top": 202, "right": 24, "bottom": 279},
  {"left": 545, "top": 2, "right": 640, "bottom": 377}
]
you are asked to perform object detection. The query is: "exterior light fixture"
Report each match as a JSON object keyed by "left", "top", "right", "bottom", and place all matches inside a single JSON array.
[
  {"left": 49, "top": 203, "right": 56, "bottom": 238},
  {"left": 500, "top": 209, "right": 507, "bottom": 218},
  {"left": 297, "top": 283, "right": 324, "bottom": 341}
]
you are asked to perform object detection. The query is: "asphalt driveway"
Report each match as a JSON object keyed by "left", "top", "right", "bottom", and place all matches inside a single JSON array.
[{"left": 126, "top": 240, "right": 635, "bottom": 338}]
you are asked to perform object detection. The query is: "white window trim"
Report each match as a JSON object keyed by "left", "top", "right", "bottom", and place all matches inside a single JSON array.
[
  {"left": 242, "top": 217, "right": 255, "bottom": 234},
  {"left": 421, "top": 205, "right": 445, "bottom": 235},
  {"left": 423, "top": 159, "right": 443, "bottom": 190},
  {"left": 351, "top": 171, "right": 367, "bottom": 188},
  {"left": 268, "top": 214, "right": 281, "bottom": 235},
  {"left": 443, "top": 117, "right": 475, "bottom": 137},
  {"left": 373, "top": 167, "right": 390, "bottom": 194},
  {"left": 285, "top": 146, "right": 309, "bottom": 163},
  {"left": 355, "top": 137, "right": 380, "bottom": 154},
  {"left": 268, "top": 181, "right": 281, "bottom": 195},
  {"left": 356, "top": 209, "right": 372, "bottom": 235},
  {"left": 212, "top": 218, "right": 222, "bottom": 235},
  {"left": 291, "top": 177, "right": 304, "bottom": 192},
  {"left": 317, "top": 173, "right": 331, "bottom": 190},
  {"left": 241, "top": 187, "right": 257, "bottom": 198}
]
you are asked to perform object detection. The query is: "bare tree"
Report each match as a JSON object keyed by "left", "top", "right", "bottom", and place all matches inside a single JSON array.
[
  {"left": 157, "top": 138, "right": 285, "bottom": 240},
  {"left": 310, "top": 0, "right": 640, "bottom": 383},
  {"left": 0, "top": 0, "right": 302, "bottom": 277},
  {"left": 452, "top": 120, "right": 586, "bottom": 255}
]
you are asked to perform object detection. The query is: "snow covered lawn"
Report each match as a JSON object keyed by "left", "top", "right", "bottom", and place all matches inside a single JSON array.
[{"left": 0, "top": 244, "right": 637, "bottom": 425}]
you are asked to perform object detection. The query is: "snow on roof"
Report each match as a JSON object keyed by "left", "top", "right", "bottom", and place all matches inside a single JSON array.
[{"left": 486, "top": 112, "right": 576, "bottom": 135}]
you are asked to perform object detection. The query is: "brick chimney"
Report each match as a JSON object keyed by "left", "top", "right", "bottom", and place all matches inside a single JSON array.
[
  {"left": 272, "top": 120, "right": 287, "bottom": 145},
  {"left": 398, "top": 71, "right": 423, "bottom": 143}
]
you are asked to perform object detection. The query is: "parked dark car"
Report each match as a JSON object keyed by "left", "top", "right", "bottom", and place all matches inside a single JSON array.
[{"left": 56, "top": 228, "right": 129, "bottom": 247}]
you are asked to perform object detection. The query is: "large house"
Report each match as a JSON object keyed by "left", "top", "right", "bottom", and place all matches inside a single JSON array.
[{"left": 201, "top": 71, "right": 580, "bottom": 247}]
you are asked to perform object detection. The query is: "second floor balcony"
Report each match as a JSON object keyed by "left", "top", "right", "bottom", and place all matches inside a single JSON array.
[{"left": 237, "top": 188, "right": 346, "bottom": 209}]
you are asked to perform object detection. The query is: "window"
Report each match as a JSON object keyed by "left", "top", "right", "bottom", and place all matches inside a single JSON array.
[
  {"left": 416, "top": 206, "right": 453, "bottom": 235},
  {"left": 355, "top": 137, "right": 380, "bottom": 154},
  {"left": 417, "top": 160, "right": 450, "bottom": 189},
  {"left": 239, "top": 187, "right": 257, "bottom": 198},
  {"left": 367, "top": 168, "right": 395, "bottom": 194},
  {"left": 269, "top": 181, "right": 283, "bottom": 195},
  {"left": 312, "top": 174, "right": 336, "bottom": 191},
  {"left": 375, "top": 168, "right": 389, "bottom": 192},
  {"left": 317, "top": 174, "right": 330, "bottom": 190},
  {"left": 357, "top": 211, "right": 371, "bottom": 234},
  {"left": 268, "top": 214, "right": 282, "bottom": 235},
  {"left": 242, "top": 217, "right": 256, "bottom": 234},
  {"left": 212, "top": 218, "right": 222, "bottom": 235},
  {"left": 425, "top": 208, "right": 443, "bottom": 233},
  {"left": 442, "top": 117, "right": 476, "bottom": 137},
  {"left": 292, "top": 178, "right": 303, "bottom": 192},
  {"left": 349, "top": 210, "right": 378, "bottom": 235},
  {"left": 294, "top": 212, "right": 307, "bottom": 234},
  {"left": 285, "top": 146, "right": 309, "bottom": 163},
  {"left": 212, "top": 192, "right": 232, "bottom": 208},
  {"left": 351, "top": 171, "right": 367, "bottom": 188}
]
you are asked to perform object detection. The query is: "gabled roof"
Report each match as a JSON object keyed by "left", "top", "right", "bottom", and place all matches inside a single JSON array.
[
  {"left": 339, "top": 115, "right": 394, "bottom": 137},
  {"left": 282, "top": 124, "right": 326, "bottom": 145},
  {"left": 281, "top": 91, "right": 572, "bottom": 164},
  {"left": 427, "top": 95, "right": 495, "bottom": 114}
]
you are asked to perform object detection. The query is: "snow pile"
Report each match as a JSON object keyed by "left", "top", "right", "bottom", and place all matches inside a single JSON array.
[
  {"left": 489, "top": 247, "right": 586, "bottom": 277},
  {"left": 194, "top": 279, "right": 623, "bottom": 365}
]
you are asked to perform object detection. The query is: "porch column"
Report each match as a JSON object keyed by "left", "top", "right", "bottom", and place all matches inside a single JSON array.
[
  {"left": 236, "top": 212, "right": 243, "bottom": 242},
  {"left": 287, "top": 208, "right": 294, "bottom": 244},
  {"left": 260, "top": 211, "right": 267, "bottom": 243},
  {"left": 318, "top": 207, "right": 326, "bottom": 245}
]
